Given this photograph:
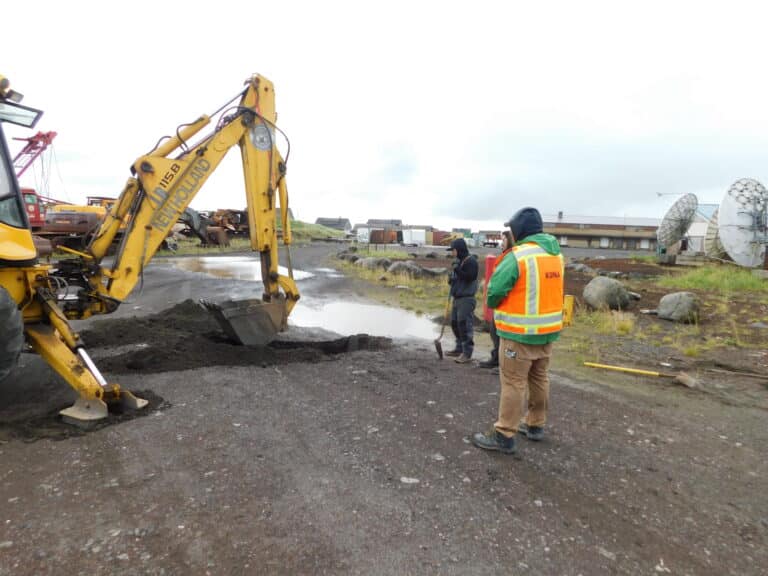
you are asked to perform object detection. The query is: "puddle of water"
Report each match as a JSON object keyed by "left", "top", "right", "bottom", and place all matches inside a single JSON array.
[
  {"left": 290, "top": 301, "right": 438, "bottom": 340},
  {"left": 313, "top": 267, "right": 338, "bottom": 273},
  {"left": 172, "top": 256, "right": 313, "bottom": 282}
]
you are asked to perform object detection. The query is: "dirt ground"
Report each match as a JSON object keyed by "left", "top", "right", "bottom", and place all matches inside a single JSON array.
[{"left": 0, "top": 243, "right": 766, "bottom": 575}]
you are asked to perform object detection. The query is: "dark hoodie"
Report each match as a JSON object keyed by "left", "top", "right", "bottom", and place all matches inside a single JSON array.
[
  {"left": 505, "top": 207, "right": 543, "bottom": 242},
  {"left": 448, "top": 238, "right": 479, "bottom": 298}
]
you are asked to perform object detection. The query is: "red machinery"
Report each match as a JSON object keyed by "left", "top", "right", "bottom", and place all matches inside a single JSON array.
[{"left": 11, "top": 131, "right": 63, "bottom": 230}]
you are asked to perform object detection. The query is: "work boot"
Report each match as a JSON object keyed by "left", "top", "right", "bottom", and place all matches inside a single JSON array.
[
  {"left": 471, "top": 430, "right": 516, "bottom": 454},
  {"left": 478, "top": 358, "right": 497, "bottom": 369},
  {"left": 445, "top": 349, "right": 462, "bottom": 357},
  {"left": 518, "top": 423, "right": 544, "bottom": 442},
  {"left": 454, "top": 354, "right": 472, "bottom": 364}
]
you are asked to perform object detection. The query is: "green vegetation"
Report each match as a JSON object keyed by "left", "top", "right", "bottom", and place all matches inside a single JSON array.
[
  {"left": 348, "top": 248, "right": 412, "bottom": 260},
  {"left": 577, "top": 310, "right": 636, "bottom": 336},
  {"left": 282, "top": 221, "right": 345, "bottom": 241},
  {"left": 657, "top": 265, "right": 768, "bottom": 295},
  {"left": 338, "top": 260, "right": 450, "bottom": 316},
  {"left": 153, "top": 220, "right": 343, "bottom": 256}
]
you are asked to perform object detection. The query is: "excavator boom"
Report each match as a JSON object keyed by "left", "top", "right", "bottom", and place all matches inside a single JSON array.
[{"left": 0, "top": 73, "right": 300, "bottom": 422}]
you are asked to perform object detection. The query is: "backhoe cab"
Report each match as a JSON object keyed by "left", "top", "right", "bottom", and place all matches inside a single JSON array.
[{"left": 0, "top": 73, "right": 299, "bottom": 423}]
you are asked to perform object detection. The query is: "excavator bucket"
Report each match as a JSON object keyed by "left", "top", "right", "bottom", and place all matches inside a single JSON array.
[{"left": 200, "top": 296, "right": 288, "bottom": 346}]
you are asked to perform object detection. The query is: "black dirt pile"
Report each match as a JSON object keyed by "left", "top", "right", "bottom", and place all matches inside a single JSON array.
[{"left": 80, "top": 300, "right": 391, "bottom": 374}]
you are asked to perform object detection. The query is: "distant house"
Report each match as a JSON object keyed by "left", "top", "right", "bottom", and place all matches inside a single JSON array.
[
  {"left": 542, "top": 212, "right": 660, "bottom": 251},
  {"left": 367, "top": 219, "right": 402, "bottom": 228},
  {"left": 400, "top": 224, "right": 433, "bottom": 246},
  {"left": 315, "top": 217, "right": 352, "bottom": 233}
]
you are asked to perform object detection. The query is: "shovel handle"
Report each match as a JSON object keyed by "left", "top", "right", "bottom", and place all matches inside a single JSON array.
[{"left": 583, "top": 362, "right": 664, "bottom": 378}]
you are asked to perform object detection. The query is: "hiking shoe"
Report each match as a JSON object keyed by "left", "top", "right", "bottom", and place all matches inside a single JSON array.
[
  {"left": 445, "top": 349, "right": 462, "bottom": 357},
  {"left": 472, "top": 430, "right": 517, "bottom": 454},
  {"left": 454, "top": 354, "right": 472, "bottom": 364},
  {"left": 518, "top": 423, "right": 544, "bottom": 441},
  {"left": 478, "top": 358, "right": 498, "bottom": 369}
]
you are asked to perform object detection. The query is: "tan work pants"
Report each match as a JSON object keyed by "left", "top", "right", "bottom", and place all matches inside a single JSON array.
[{"left": 494, "top": 339, "right": 553, "bottom": 437}]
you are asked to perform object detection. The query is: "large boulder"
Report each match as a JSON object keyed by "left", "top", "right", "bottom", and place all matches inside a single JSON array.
[
  {"left": 421, "top": 267, "right": 449, "bottom": 277},
  {"left": 657, "top": 292, "right": 700, "bottom": 323},
  {"left": 583, "top": 276, "right": 632, "bottom": 310},
  {"left": 387, "top": 261, "right": 425, "bottom": 278},
  {"left": 355, "top": 257, "right": 392, "bottom": 270},
  {"left": 566, "top": 262, "right": 597, "bottom": 275}
]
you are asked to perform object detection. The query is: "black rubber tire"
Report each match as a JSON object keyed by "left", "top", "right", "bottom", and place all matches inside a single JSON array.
[{"left": 0, "top": 286, "right": 24, "bottom": 382}]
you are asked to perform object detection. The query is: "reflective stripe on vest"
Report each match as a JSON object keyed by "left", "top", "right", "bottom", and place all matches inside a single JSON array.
[{"left": 493, "top": 243, "right": 564, "bottom": 335}]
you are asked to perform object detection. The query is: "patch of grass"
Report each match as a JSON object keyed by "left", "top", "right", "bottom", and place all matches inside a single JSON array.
[
  {"left": 350, "top": 248, "right": 414, "bottom": 260},
  {"left": 338, "top": 260, "right": 455, "bottom": 316},
  {"left": 682, "top": 345, "right": 701, "bottom": 357},
  {"left": 578, "top": 309, "right": 636, "bottom": 335},
  {"left": 284, "top": 221, "right": 345, "bottom": 241},
  {"left": 630, "top": 255, "right": 657, "bottom": 263},
  {"left": 656, "top": 265, "right": 768, "bottom": 295}
]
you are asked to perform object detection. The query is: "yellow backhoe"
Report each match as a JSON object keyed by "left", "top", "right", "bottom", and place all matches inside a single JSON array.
[{"left": 0, "top": 73, "right": 299, "bottom": 423}]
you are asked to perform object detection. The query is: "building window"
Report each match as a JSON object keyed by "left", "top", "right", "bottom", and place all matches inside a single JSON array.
[
  {"left": 559, "top": 236, "right": 568, "bottom": 246},
  {"left": 599, "top": 237, "right": 610, "bottom": 248}
]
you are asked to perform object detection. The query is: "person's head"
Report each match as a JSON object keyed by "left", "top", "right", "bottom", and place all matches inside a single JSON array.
[
  {"left": 448, "top": 237, "right": 469, "bottom": 259},
  {"left": 504, "top": 207, "right": 543, "bottom": 243},
  {"left": 501, "top": 230, "right": 512, "bottom": 251}
]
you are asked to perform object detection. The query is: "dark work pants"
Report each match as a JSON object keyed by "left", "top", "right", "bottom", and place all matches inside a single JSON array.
[
  {"left": 490, "top": 318, "right": 499, "bottom": 363},
  {"left": 451, "top": 296, "right": 476, "bottom": 357}
]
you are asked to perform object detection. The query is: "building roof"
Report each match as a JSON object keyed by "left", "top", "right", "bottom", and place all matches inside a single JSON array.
[
  {"left": 542, "top": 214, "right": 661, "bottom": 227},
  {"left": 315, "top": 217, "right": 351, "bottom": 230},
  {"left": 366, "top": 219, "right": 402, "bottom": 227}
]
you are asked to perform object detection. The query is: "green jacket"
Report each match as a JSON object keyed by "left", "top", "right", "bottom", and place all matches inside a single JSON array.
[{"left": 486, "top": 233, "right": 563, "bottom": 345}]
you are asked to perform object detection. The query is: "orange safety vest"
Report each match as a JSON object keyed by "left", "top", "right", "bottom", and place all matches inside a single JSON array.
[{"left": 493, "top": 243, "right": 565, "bottom": 335}]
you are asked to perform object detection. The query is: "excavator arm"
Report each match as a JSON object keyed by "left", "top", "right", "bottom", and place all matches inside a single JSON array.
[
  {"left": 84, "top": 74, "right": 298, "bottom": 313},
  {"left": 1, "top": 73, "right": 300, "bottom": 423}
]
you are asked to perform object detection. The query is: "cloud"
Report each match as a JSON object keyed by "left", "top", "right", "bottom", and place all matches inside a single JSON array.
[{"left": 5, "top": 0, "right": 768, "bottom": 231}]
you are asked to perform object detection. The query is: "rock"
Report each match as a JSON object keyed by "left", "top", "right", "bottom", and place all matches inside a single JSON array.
[
  {"left": 657, "top": 292, "right": 700, "bottom": 323},
  {"left": 387, "top": 261, "right": 425, "bottom": 278},
  {"left": 355, "top": 257, "right": 392, "bottom": 270},
  {"left": 750, "top": 322, "right": 768, "bottom": 329},
  {"left": 566, "top": 262, "right": 596, "bottom": 275},
  {"left": 400, "top": 476, "right": 420, "bottom": 484},
  {"left": 583, "top": 276, "right": 632, "bottom": 310},
  {"left": 337, "top": 253, "right": 359, "bottom": 263},
  {"left": 425, "top": 252, "right": 439, "bottom": 259},
  {"left": 421, "top": 267, "right": 449, "bottom": 277}
]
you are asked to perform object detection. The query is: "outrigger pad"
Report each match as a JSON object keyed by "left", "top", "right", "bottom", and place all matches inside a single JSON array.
[
  {"left": 59, "top": 389, "right": 150, "bottom": 426},
  {"left": 200, "top": 297, "right": 288, "bottom": 347},
  {"left": 60, "top": 396, "right": 109, "bottom": 426}
]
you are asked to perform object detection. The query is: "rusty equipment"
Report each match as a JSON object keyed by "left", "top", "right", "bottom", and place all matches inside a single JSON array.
[
  {"left": 583, "top": 362, "right": 697, "bottom": 388},
  {"left": 434, "top": 293, "right": 452, "bottom": 359}
]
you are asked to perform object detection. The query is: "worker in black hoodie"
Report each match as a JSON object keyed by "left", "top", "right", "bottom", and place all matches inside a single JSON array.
[{"left": 446, "top": 238, "right": 479, "bottom": 363}]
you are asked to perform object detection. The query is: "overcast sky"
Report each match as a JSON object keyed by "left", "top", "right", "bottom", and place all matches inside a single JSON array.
[{"left": 5, "top": 0, "right": 768, "bottom": 231}]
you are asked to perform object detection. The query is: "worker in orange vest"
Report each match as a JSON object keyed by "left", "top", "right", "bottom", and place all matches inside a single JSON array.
[
  {"left": 478, "top": 231, "right": 513, "bottom": 371},
  {"left": 472, "top": 207, "right": 564, "bottom": 454}
]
